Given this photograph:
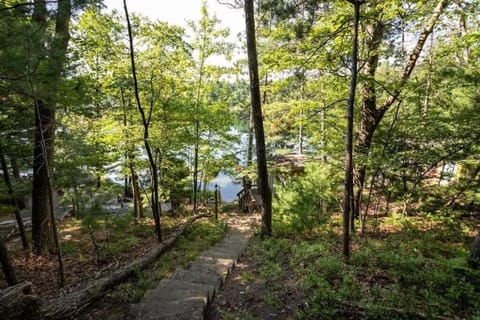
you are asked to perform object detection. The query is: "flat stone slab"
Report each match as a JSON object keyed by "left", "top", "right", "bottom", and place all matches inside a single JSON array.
[
  {"left": 172, "top": 268, "right": 223, "bottom": 290},
  {"left": 184, "top": 260, "right": 231, "bottom": 282},
  {"left": 128, "top": 298, "right": 204, "bottom": 320},
  {"left": 200, "top": 249, "right": 238, "bottom": 262},
  {"left": 142, "top": 279, "right": 214, "bottom": 304}
]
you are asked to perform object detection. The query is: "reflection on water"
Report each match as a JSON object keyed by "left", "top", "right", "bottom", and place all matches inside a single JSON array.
[{"left": 208, "top": 171, "right": 242, "bottom": 203}]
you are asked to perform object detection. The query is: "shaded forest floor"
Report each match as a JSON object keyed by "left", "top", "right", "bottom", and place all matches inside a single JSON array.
[
  {"left": 1, "top": 210, "right": 229, "bottom": 319},
  {"left": 209, "top": 212, "right": 480, "bottom": 320},
  {"left": 2, "top": 208, "right": 480, "bottom": 319}
]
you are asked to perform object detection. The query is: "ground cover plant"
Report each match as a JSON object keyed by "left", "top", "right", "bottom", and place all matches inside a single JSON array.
[{"left": 211, "top": 210, "right": 480, "bottom": 320}]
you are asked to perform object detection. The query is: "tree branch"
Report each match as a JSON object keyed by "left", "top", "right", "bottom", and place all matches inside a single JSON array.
[{"left": 379, "top": 0, "right": 450, "bottom": 113}]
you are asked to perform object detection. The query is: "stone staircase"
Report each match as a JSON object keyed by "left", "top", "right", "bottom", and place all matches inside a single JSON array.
[{"left": 127, "top": 214, "right": 258, "bottom": 320}]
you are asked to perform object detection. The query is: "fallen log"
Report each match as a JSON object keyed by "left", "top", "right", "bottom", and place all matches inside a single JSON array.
[
  {"left": 41, "top": 213, "right": 210, "bottom": 320},
  {"left": 0, "top": 282, "right": 40, "bottom": 319}
]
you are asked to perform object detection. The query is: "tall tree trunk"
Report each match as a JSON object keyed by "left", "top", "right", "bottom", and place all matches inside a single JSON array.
[
  {"left": 343, "top": 0, "right": 362, "bottom": 259},
  {"left": 245, "top": 0, "right": 272, "bottom": 236},
  {"left": 123, "top": 0, "right": 161, "bottom": 241},
  {"left": 31, "top": 0, "right": 71, "bottom": 257},
  {"left": 354, "top": 0, "right": 449, "bottom": 219},
  {"left": 0, "top": 143, "right": 29, "bottom": 251},
  {"left": 0, "top": 239, "right": 17, "bottom": 286},
  {"left": 247, "top": 108, "right": 254, "bottom": 166},
  {"left": 192, "top": 28, "right": 208, "bottom": 214},
  {"left": 193, "top": 121, "right": 200, "bottom": 213},
  {"left": 32, "top": 99, "right": 54, "bottom": 255}
]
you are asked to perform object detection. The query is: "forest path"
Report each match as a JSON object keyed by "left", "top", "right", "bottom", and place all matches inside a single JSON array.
[{"left": 127, "top": 211, "right": 260, "bottom": 320}]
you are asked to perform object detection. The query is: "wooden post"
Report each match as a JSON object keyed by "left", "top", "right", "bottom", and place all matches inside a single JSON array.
[{"left": 214, "top": 184, "right": 219, "bottom": 220}]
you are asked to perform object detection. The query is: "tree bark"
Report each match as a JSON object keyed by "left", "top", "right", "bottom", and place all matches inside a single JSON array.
[
  {"left": 32, "top": 98, "right": 54, "bottom": 255},
  {"left": 247, "top": 107, "right": 254, "bottom": 166},
  {"left": 244, "top": 0, "right": 272, "bottom": 236}
]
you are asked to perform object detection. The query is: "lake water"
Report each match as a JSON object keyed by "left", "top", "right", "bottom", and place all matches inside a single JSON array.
[{"left": 208, "top": 171, "right": 242, "bottom": 203}]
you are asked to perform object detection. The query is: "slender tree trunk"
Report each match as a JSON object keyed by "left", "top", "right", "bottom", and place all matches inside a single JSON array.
[
  {"left": 193, "top": 121, "right": 200, "bottom": 213},
  {"left": 343, "top": 0, "right": 362, "bottom": 259},
  {"left": 0, "top": 143, "right": 29, "bottom": 251},
  {"left": 49, "top": 187, "right": 65, "bottom": 286},
  {"left": 247, "top": 108, "right": 254, "bottom": 166},
  {"left": 245, "top": 0, "right": 272, "bottom": 236},
  {"left": 0, "top": 239, "right": 17, "bottom": 286},
  {"left": 192, "top": 29, "right": 208, "bottom": 214},
  {"left": 123, "top": 0, "right": 161, "bottom": 241},
  {"left": 247, "top": 106, "right": 255, "bottom": 166}
]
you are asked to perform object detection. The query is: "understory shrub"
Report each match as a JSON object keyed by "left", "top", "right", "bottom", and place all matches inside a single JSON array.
[
  {"left": 273, "top": 163, "right": 341, "bottom": 233},
  {"left": 288, "top": 217, "right": 480, "bottom": 319}
]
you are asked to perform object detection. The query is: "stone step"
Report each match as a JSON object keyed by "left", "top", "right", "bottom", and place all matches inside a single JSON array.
[
  {"left": 183, "top": 260, "right": 231, "bottom": 282},
  {"left": 128, "top": 298, "right": 205, "bottom": 320},
  {"left": 171, "top": 268, "right": 223, "bottom": 290},
  {"left": 211, "top": 241, "right": 249, "bottom": 254},
  {"left": 128, "top": 213, "right": 258, "bottom": 320},
  {"left": 142, "top": 279, "right": 214, "bottom": 304}
]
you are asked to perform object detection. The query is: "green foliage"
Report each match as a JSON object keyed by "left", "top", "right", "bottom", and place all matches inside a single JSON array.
[
  {"left": 60, "top": 239, "right": 81, "bottom": 256},
  {"left": 288, "top": 217, "right": 480, "bottom": 319},
  {"left": 260, "top": 260, "right": 283, "bottom": 283},
  {"left": 273, "top": 163, "right": 340, "bottom": 233},
  {"left": 218, "top": 310, "right": 260, "bottom": 320}
]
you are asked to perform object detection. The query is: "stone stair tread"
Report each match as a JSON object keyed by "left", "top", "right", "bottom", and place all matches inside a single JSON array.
[
  {"left": 129, "top": 298, "right": 204, "bottom": 320},
  {"left": 224, "top": 231, "right": 252, "bottom": 239},
  {"left": 184, "top": 260, "right": 231, "bottom": 281},
  {"left": 200, "top": 249, "right": 238, "bottom": 261},
  {"left": 211, "top": 242, "right": 248, "bottom": 254},
  {"left": 142, "top": 285, "right": 209, "bottom": 304},
  {"left": 172, "top": 268, "right": 223, "bottom": 289}
]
